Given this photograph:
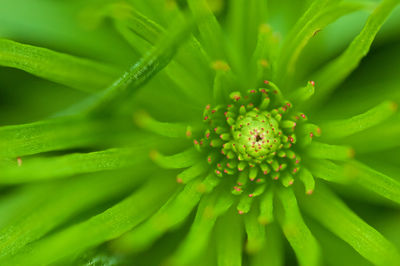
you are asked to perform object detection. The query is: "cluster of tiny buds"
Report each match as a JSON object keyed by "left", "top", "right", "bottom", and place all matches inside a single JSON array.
[{"left": 192, "top": 81, "right": 319, "bottom": 212}]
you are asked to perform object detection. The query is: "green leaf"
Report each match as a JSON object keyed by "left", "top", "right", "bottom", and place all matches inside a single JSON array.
[
  {"left": 0, "top": 169, "right": 147, "bottom": 258},
  {"left": 276, "top": 188, "right": 320, "bottom": 266},
  {"left": 320, "top": 101, "right": 397, "bottom": 139},
  {"left": 0, "top": 175, "right": 177, "bottom": 265},
  {"left": 170, "top": 187, "right": 234, "bottom": 266},
  {"left": 311, "top": 0, "right": 400, "bottom": 105},
  {"left": 0, "top": 148, "right": 148, "bottom": 184},
  {"left": 297, "top": 183, "right": 400, "bottom": 266},
  {"left": 113, "top": 179, "right": 204, "bottom": 253},
  {"left": 0, "top": 39, "right": 119, "bottom": 93},
  {"left": 216, "top": 208, "right": 243, "bottom": 266}
]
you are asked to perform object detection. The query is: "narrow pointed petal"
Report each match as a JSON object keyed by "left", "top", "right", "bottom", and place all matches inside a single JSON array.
[
  {"left": 311, "top": 0, "right": 400, "bottom": 105},
  {"left": 297, "top": 184, "right": 400, "bottom": 266},
  {"left": 0, "top": 175, "right": 177, "bottom": 266},
  {"left": 245, "top": 208, "right": 265, "bottom": 254},
  {"left": 170, "top": 188, "right": 234, "bottom": 266},
  {"left": 151, "top": 148, "right": 201, "bottom": 169},
  {"left": 0, "top": 148, "right": 149, "bottom": 184},
  {"left": 277, "top": 188, "right": 320, "bottom": 266},
  {"left": 277, "top": 1, "right": 368, "bottom": 84},
  {"left": 0, "top": 169, "right": 148, "bottom": 259},
  {"left": 250, "top": 224, "right": 284, "bottom": 266},
  {"left": 216, "top": 208, "right": 243, "bottom": 266},
  {"left": 320, "top": 101, "right": 397, "bottom": 139},
  {"left": 114, "top": 179, "right": 204, "bottom": 252},
  {"left": 0, "top": 39, "right": 119, "bottom": 92},
  {"left": 134, "top": 110, "right": 193, "bottom": 138},
  {"left": 58, "top": 17, "right": 195, "bottom": 116},
  {"left": 306, "top": 141, "right": 354, "bottom": 161},
  {"left": 187, "top": 0, "right": 225, "bottom": 59}
]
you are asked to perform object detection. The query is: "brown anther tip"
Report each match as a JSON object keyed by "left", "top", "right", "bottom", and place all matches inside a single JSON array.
[
  {"left": 176, "top": 177, "right": 183, "bottom": 184},
  {"left": 310, "top": 80, "right": 315, "bottom": 86},
  {"left": 17, "top": 157, "right": 22, "bottom": 167},
  {"left": 306, "top": 190, "right": 314, "bottom": 195},
  {"left": 238, "top": 210, "right": 245, "bottom": 215}
]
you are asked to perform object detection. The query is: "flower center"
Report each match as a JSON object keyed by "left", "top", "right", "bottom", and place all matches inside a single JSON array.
[{"left": 233, "top": 111, "right": 281, "bottom": 162}]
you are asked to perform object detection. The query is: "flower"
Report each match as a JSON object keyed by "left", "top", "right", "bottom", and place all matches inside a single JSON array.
[{"left": 0, "top": 0, "right": 400, "bottom": 265}]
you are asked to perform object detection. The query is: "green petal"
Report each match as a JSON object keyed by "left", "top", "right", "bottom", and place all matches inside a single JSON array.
[
  {"left": 0, "top": 175, "right": 177, "bottom": 265},
  {"left": 277, "top": 1, "right": 368, "bottom": 84},
  {"left": 311, "top": 0, "right": 400, "bottom": 105},
  {"left": 277, "top": 187, "right": 320, "bottom": 266},
  {"left": 187, "top": 0, "right": 225, "bottom": 60},
  {"left": 347, "top": 161, "right": 400, "bottom": 205},
  {"left": 320, "top": 101, "right": 397, "bottom": 139},
  {"left": 306, "top": 141, "right": 354, "bottom": 161},
  {"left": 0, "top": 148, "right": 149, "bottom": 184},
  {"left": 134, "top": 110, "right": 194, "bottom": 138},
  {"left": 0, "top": 38, "right": 119, "bottom": 93},
  {"left": 297, "top": 183, "right": 400, "bottom": 266},
  {"left": 113, "top": 179, "right": 204, "bottom": 253},
  {"left": 0, "top": 169, "right": 147, "bottom": 258},
  {"left": 170, "top": 187, "right": 234, "bottom": 266},
  {"left": 151, "top": 148, "right": 201, "bottom": 169},
  {"left": 0, "top": 117, "right": 120, "bottom": 157},
  {"left": 250, "top": 223, "right": 284, "bottom": 266},
  {"left": 58, "top": 16, "right": 195, "bottom": 116},
  {"left": 310, "top": 159, "right": 400, "bottom": 205},
  {"left": 244, "top": 207, "right": 265, "bottom": 254},
  {"left": 216, "top": 208, "right": 243, "bottom": 266}
]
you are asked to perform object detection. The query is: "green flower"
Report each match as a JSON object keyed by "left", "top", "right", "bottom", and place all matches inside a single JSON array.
[{"left": 0, "top": 0, "right": 400, "bottom": 266}]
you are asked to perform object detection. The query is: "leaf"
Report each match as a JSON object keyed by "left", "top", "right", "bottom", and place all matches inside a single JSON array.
[
  {"left": 311, "top": 0, "right": 400, "bottom": 105},
  {"left": 113, "top": 179, "right": 204, "bottom": 252},
  {"left": 216, "top": 208, "right": 243, "bottom": 266},
  {"left": 0, "top": 148, "right": 148, "bottom": 184},
  {"left": 320, "top": 101, "right": 397, "bottom": 139},
  {"left": 276, "top": 188, "right": 320, "bottom": 266},
  {"left": 0, "top": 169, "right": 147, "bottom": 258},
  {"left": 0, "top": 38, "right": 119, "bottom": 93},
  {"left": 297, "top": 183, "right": 400, "bottom": 266},
  {"left": 0, "top": 175, "right": 177, "bottom": 265}
]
